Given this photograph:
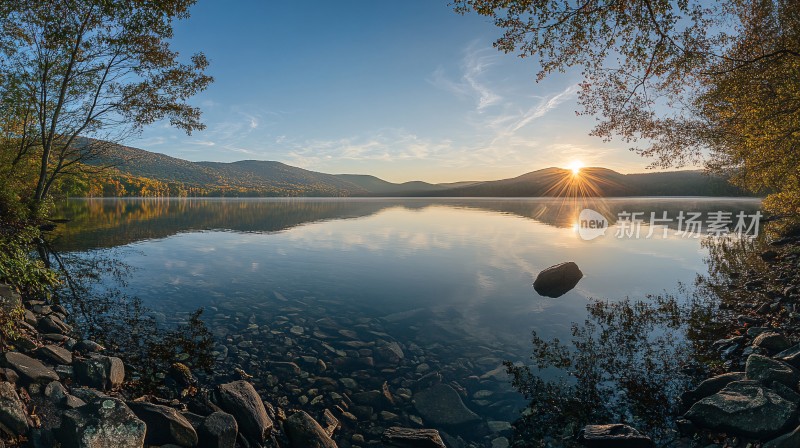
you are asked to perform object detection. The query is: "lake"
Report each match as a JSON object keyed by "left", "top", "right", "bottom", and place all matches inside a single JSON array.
[{"left": 51, "top": 197, "right": 761, "bottom": 444}]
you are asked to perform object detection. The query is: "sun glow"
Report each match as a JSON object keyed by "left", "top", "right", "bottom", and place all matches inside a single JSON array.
[{"left": 567, "top": 160, "right": 584, "bottom": 175}]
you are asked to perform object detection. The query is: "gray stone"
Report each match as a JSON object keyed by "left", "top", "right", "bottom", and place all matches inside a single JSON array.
[
  {"left": 682, "top": 372, "right": 745, "bottom": 405},
  {"left": 685, "top": 380, "right": 797, "bottom": 439},
  {"left": 128, "top": 401, "right": 198, "bottom": 447},
  {"left": 37, "top": 344, "right": 73, "bottom": 365},
  {"left": 60, "top": 397, "right": 146, "bottom": 448},
  {"left": 215, "top": 380, "right": 272, "bottom": 444},
  {"left": 745, "top": 354, "right": 798, "bottom": 387},
  {"left": 2, "top": 352, "right": 59, "bottom": 384},
  {"left": 775, "top": 343, "right": 800, "bottom": 368},
  {"left": 376, "top": 342, "right": 405, "bottom": 364},
  {"left": 70, "top": 387, "right": 107, "bottom": 404},
  {"left": 44, "top": 381, "right": 68, "bottom": 404},
  {"left": 382, "top": 426, "right": 447, "bottom": 448},
  {"left": 577, "top": 424, "right": 653, "bottom": 447},
  {"left": 197, "top": 411, "right": 238, "bottom": 448},
  {"left": 64, "top": 394, "right": 86, "bottom": 409},
  {"left": 0, "top": 381, "right": 29, "bottom": 436},
  {"left": 533, "top": 261, "right": 583, "bottom": 298},
  {"left": 74, "top": 355, "right": 124, "bottom": 391},
  {"left": 752, "top": 332, "right": 791, "bottom": 353},
  {"left": 413, "top": 384, "right": 481, "bottom": 428},
  {"left": 37, "top": 315, "right": 71, "bottom": 334},
  {"left": 284, "top": 411, "right": 337, "bottom": 448}
]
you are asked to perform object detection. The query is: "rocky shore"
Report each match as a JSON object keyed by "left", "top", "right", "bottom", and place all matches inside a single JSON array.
[
  {"left": 0, "top": 282, "right": 462, "bottom": 448},
  {"left": 673, "top": 233, "right": 800, "bottom": 447}
]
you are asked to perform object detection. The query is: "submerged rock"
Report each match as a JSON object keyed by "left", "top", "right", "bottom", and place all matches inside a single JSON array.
[
  {"left": 382, "top": 426, "right": 447, "bottom": 448},
  {"left": 413, "top": 383, "right": 481, "bottom": 429},
  {"left": 533, "top": 262, "right": 583, "bottom": 298},
  {"left": 577, "top": 423, "right": 653, "bottom": 447},
  {"left": 684, "top": 380, "right": 797, "bottom": 439}
]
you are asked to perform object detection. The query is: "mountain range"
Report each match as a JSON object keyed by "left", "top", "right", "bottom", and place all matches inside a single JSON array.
[{"left": 79, "top": 140, "right": 750, "bottom": 197}]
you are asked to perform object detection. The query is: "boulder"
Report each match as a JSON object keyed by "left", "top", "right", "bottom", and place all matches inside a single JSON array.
[
  {"left": 413, "top": 384, "right": 481, "bottom": 429},
  {"left": 284, "top": 411, "right": 337, "bottom": 448},
  {"left": 37, "top": 344, "right": 73, "bottom": 365},
  {"left": 382, "top": 427, "right": 447, "bottom": 448},
  {"left": 533, "top": 262, "right": 583, "bottom": 298},
  {"left": 577, "top": 424, "right": 653, "bottom": 447},
  {"left": 684, "top": 380, "right": 797, "bottom": 439},
  {"left": 215, "top": 381, "right": 272, "bottom": 444},
  {"left": 197, "top": 411, "right": 238, "bottom": 448},
  {"left": 2, "top": 352, "right": 59, "bottom": 384},
  {"left": 128, "top": 401, "right": 198, "bottom": 447},
  {"left": 746, "top": 354, "right": 798, "bottom": 387},
  {"left": 60, "top": 397, "right": 146, "bottom": 448},
  {"left": 752, "top": 332, "right": 791, "bottom": 354},
  {"left": 682, "top": 372, "right": 745, "bottom": 406},
  {"left": 0, "top": 381, "right": 29, "bottom": 436},
  {"left": 74, "top": 355, "right": 124, "bottom": 390}
]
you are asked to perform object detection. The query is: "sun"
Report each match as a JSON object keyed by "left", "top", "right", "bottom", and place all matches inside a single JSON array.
[{"left": 567, "top": 160, "right": 584, "bottom": 175}]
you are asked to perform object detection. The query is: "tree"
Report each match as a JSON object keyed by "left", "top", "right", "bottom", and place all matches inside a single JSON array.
[
  {"left": 0, "top": 0, "right": 212, "bottom": 209},
  {"left": 454, "top": 0, "right": 800, "bottom": 215}
]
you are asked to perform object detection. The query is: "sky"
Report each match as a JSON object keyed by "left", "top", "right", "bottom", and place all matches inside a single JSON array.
[{"left": 133, "top": 0, "right": 664, "bottom": 183}]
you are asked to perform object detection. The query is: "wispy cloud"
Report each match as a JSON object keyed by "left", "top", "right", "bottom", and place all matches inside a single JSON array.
[
  {"left": 186, "top": 140, "right": 216, "bottom": 146},
  {"left": 429, "top": 43, "right": 502, "bottom": 111}
]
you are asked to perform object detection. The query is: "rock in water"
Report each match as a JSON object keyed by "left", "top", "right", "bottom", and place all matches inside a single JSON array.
[
  {"left": 60, "top": 397, "right": 146, "bottom": 448},
  {"left": 413, "top": 384, "right": 481, "bottom": 429},
  {"left": 215, "top": 380, "right": 272, "bottom": 444},
  {"left": 382, "top": 427, "right": 447, "bottom": 448},
  {"left": 128, "top": 401, "right": 198, "bottom": 447},
  {"left": 533, "top": 262, "right": 583, "bottom": 298},
  {"left": 284, "top": 411, "right": 338, "bottom": 448},
  {"left": 577, "top": 424, "right": 653, "bottom": 447},
  {"left": 684, "top": 380, "right": 797, "bottom": 439}
]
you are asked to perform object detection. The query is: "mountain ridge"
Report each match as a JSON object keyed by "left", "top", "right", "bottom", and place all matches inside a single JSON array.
[{"left": 73, "top": 140, "right": 751, "bottom": 197}]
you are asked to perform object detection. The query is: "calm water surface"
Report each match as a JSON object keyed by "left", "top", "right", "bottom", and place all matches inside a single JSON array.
[{"left": 52, "top": 197, "right": 761, "bottom": 438}]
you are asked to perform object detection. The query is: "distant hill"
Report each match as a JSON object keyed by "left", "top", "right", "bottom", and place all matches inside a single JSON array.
[
  {"left": 335, "top": 174, "right": 449, "bottom": 195},
  {"left": 71, "top": 140, "right": 751, "bottom": 198}
]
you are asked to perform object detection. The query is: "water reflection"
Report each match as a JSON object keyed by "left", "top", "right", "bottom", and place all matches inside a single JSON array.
[
  {"left": 51, "top": 197, "right": 761, "bottom": 251},
  {"left": 49, "top": 197, "right": 764, "bottom": 446}
]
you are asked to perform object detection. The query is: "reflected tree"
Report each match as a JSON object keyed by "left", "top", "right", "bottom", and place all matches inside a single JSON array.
[
  {"left": 504, "top": 236, "right": 764, "bottom": 446},
  {"left": 40, "top": 239, "right": 215, "bottom": 395}
]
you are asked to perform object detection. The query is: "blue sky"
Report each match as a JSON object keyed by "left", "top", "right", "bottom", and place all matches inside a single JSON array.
[{"left": 134, "top": 0, "right": 660, "bottom": 183}]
